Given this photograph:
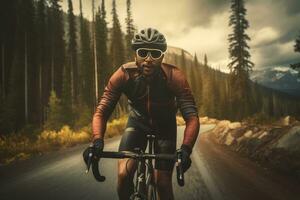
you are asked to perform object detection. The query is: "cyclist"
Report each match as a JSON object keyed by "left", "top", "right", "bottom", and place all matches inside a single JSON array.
[{"left": 91, "top": 28, "right": 200, "bottom": 200}]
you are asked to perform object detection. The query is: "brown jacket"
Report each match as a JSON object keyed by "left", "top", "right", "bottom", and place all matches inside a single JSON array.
[{"left": 92, "top": 62, "right": 200, "bottom": 148}]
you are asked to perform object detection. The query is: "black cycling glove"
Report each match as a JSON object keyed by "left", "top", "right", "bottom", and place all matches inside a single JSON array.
[
  {"left": 93, "top": 138, "right": 104, "bottom": 156},
  {"left": 180, "top": 144, "right": 192, "bottom": 173}
]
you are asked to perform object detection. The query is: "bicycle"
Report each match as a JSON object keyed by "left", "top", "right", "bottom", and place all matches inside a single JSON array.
[{"left": 84, "top": 133, "right": 185, "bottom": 200}]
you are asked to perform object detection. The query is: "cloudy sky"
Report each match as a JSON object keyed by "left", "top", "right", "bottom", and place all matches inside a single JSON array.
[{"left": 61, "top": 0, "right": 300, "bottom": 73}]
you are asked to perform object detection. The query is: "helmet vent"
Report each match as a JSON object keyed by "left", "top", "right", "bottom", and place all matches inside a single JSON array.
[
  {"left": 147, "top": 29, "right": 152, "bottom": 39},
  {"left": 141, "top": 36, "right": 147, "bottom": 41},
  {"left": 131, "top": 28, "right": 167, "bottom": 51}
]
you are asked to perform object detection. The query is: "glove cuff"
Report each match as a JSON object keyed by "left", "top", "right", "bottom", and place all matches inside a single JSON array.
[
  {"left": 181, "top": 144, "right": 192, "bottom": 155},
  {"left": 93, "top": 138, "right": 104, "bottom": 149}
]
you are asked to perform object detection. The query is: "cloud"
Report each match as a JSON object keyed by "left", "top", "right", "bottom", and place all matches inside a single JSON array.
[
  {"left": 250, "top": 27, "right": 280, "bottom": 47},
  {"left": 243, "top": 0, "right": 300, "bottom": 69},
  {"left": 282, "top": 0, "right": 300, "bottom": 16},
  {"left": 166, "top": 11, "right": 231, "bottom": 69},
  {"left": 252, "top": 41, "right": 299, "bottom": 69},
  {"left": 60, "top": 0, "right": 300, "bottom": 71}
]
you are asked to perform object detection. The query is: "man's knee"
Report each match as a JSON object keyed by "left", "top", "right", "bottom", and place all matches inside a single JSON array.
[
  {"left": 117, "top": 159, "right": 136, "bottom": 200},
  {"left": 118, "top": 159, "right": 136, "bottom": 184}
]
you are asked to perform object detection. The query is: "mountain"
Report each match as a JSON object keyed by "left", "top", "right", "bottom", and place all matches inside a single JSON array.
[
  {"left": 166, "top": 46, "right": 193, "bottom": 60},
  {"left": 250, "top": 67, "right": 300, "bottom": 97}
]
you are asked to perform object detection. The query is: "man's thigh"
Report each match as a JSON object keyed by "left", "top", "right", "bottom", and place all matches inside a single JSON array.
[
  {"left": 154, "top": 138, "right": 176, "bottom": 171},
  {"left": 118, "top": 126, "right": 147, "bottom": 152}
]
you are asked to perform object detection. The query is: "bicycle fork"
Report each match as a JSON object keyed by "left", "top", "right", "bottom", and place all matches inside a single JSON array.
[{"left": 131, "top": 155, "right": 147, "bottom": 200}]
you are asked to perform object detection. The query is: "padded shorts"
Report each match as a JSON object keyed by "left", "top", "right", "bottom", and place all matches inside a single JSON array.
[{"left": 118, "top": 116, "right": 176, "bottom": 171}]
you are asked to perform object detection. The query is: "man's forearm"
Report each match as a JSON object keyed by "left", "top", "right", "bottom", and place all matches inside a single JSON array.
[
  {"left": 92, "top": 112, "right": 107, "bottom": 141},
  {"left": 91, "top": 67, "right": 126, "bottom": 141},
  {"left": 182, "top": 116, "right": 200, "bottom": 149}
]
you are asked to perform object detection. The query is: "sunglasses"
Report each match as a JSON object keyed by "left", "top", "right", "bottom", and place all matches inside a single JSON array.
[{"left": 136, "top": 48, "right": 165, "bottom": 60}]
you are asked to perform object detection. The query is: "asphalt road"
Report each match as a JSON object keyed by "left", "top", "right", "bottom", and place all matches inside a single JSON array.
[{"left": 0, "top": 124, "right": 299, "bottom": 200}]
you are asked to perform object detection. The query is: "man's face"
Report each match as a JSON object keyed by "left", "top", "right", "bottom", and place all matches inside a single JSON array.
[{"left": 135, "top": 48, "right": 165, "bottom": 76}]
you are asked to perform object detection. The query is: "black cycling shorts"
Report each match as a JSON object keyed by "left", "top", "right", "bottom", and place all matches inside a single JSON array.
[{"left": 118, "top": 116, "right": 177, "bottom": 171}]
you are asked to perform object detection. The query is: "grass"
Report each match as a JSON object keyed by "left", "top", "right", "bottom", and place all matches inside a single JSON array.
[
  {"left": 0, "top": 115, "right": 193, "bottom": 165},
  {"left": 0, "top": 116, "right": 128, "bottom": 165}
]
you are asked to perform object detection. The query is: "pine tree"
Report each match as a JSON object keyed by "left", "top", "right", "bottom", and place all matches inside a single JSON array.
[
  {"left": 58, "top": 0, "right": 77, "bottom": 126},
  {"left": 96, "top": 1, "right": 109, "bottom": 96},
  {"left": 294, "top": 33, "right": 300, "bottom": 53},
  {"left": 204, "top": 54, "right": 208, "bottom": 67},
  {"left": 37, "top": 0, "right": 62, "bottom": 126},
  {"left": 228, "top": 0, "right": 253, "bottom": 75},
  {"left": 36, "top": 0, "right": 47, "bottom": 126},
  {"left": 0, "top": 1, "right": 17, "bottom": 134},
  {"left": 227, "top": 0, "right": 254, "bottom": 119},
  {"left": 41, "top": 0, "right": 66, "bottom": 127},
  {"left": 0, "top": 1, "right": 17, "bottom": 103},
  {"left": 291, "top": 33, "right": 300, "bottom": 76},
  {"left": 110, "top": 0, "right": 126, "bottom": 118},
  {"left": 44, "top": 90, "right": 64, "bottom": 131},
  {"left": 92, "top": 0, "right": 99, "bottom": 104},
  {"left": 61, "top": 64, "right": 73, "bottom": 126},
  {"left": 20, "top": 0, "right": 36, "bottom": 125},
  {"left": 193, "top": 53, "right": 199, "bottom": 70},
  {"left": 110, "top": 0, "right": 125, "bottom": 70},
  {"left": 48, "top": 0, "right": 65, "bottom": 98},
  {"left": 193, "top": 53, "right": 202, "bottom": 114},
  {"left": 67, "top": 0, "right": 78, "bottom": 105},
  {"left": 201, "top": 71, "right": 213, "bottom": 117},
  {"left": 2, "top": 0, "right": 36, "bottom": 131},
  {"left": 180, "top": 49, "right": 187, "bottom": 72},
  {"left": 125, "top": 0, "right": 135, "bottom": 61},
  {"left": 23, "top": 0, "right": 36, "bottom": 125},
  {"left": 79, "top": 0, "right": 93, "bottom": 109}
]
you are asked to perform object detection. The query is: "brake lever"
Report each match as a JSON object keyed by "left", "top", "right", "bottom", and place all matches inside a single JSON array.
[
  {"left": 84, "top": 145, "right": 106, "bottom": 182},
  {"left": 85, "top": 145, "right": 94, "bottom": 173},
  {"left": 176, "top": 149, "right": 185, "bottom": 187},
  {"left": 92, "top": 158, "right": 106, "bottom": 182}
]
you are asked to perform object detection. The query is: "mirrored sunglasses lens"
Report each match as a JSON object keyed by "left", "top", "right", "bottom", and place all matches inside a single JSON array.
[
  {"left": 137, "top": 49, "right": 148, "bottom": 58},
  {"left": 150, "top": 50, "right": 162, "bottom": 59}
]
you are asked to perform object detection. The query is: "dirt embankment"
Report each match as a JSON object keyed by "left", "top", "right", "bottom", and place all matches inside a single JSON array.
[{"left": 209, "top": 116, "right": 300, "bottom": 180}]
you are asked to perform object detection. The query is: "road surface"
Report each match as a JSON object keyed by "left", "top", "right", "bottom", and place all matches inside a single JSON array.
[{"left": 0, "top": 124, "right": 299, "bottom": 200}]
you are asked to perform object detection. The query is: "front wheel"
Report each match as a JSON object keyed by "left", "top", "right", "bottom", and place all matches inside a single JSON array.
[
  {"left": 130, "top": 192, "right": 147, "bottom": 200},
  {"left": 147, "top": 183, "right": 157, "bottom": 200}
]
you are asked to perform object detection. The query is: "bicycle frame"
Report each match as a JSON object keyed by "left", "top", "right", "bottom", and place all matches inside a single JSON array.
[
  {"left": 84, "top": 134, "right": 184, "bottom": 200},
  {"left": 131, "top": 134, "right": 156, "bottom": 200}
]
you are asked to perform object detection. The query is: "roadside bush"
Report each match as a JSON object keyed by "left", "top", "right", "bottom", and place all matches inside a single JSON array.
[
  {"left": 44, "top": 90, "right": 64, "bottom": 131},
  {"left": 73, "top": 103, "right": 92, "bottom": 130},
  {"left": 0, "top": 116, "right": 127, "bottom": 165},
  {"left": 106, "top": 116, "right": 127, "bottom": 138}
]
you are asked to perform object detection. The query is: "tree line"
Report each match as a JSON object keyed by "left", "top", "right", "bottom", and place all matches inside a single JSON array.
[
  {"left": 164, "top": 48, "right": 300, "bottom": 122},
  {"left": 0, "top": 0, "right": 135, "bottom": 134},
  {"left": 0, "top": 0, "right": 299, "bottom": 135}
]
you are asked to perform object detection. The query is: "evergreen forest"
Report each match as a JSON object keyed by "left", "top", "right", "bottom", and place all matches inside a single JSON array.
[{"left": 0, "top": 0, "right": 300, "bottom": 136}]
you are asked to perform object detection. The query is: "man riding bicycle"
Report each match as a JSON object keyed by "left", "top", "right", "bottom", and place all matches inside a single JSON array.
[{"left": 91, "top": 28, "right": 200, "bottom": 200}]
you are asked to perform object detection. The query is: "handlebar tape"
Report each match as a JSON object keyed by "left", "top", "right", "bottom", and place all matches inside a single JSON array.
[
  {"left": 176, "top": 150, "right": 185, "bottom": 187},
  {"left": 92, "top": 159, "right": 106, "bottom": 182}
]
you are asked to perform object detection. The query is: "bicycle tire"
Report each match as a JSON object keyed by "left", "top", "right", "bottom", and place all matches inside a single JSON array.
[
  {"left": 147, "top": 183, "right": 157, "bottom": 200},
  {"left": 130, "top": 192, "right": 147, "bottom": 200}
]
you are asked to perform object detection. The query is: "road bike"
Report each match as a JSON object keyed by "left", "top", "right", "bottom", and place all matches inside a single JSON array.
[{"left": 84, "top": 134, "right": 185, "bottom": 200}]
